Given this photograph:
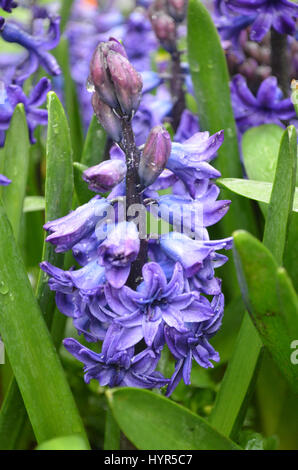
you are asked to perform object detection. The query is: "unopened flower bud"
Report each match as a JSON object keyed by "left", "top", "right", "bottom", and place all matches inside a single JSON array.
[
  {"left": 107, "top": 51, "right": 143, "bottom": 117},
  {"left": 83, "top": 159, "right": 127, "bottom": 193},
  {"left": 138, "top": 126, "right": 172, "bottom": 189},
  {"left": 89, "top": 39, "right": 142, "bottom": 117},
  {"left": 167, "top": 0, "right": 187, "bottom": 23},
  {"left": 150, "top": 12, "right": 176, "bottom": 53},
  {"left": 89, "top": 44, "right": 119, "bottom": 109},
  {"left": 91, "top": 93, "right": 122, "bottom": 142}
]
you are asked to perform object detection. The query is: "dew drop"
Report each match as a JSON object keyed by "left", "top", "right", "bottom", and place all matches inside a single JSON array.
[
  {"left": 0, "top": 281, "right": 9, "bottom": 295},
  {"left": 86, "top": 78, "right": 95, "bottom": 93}
]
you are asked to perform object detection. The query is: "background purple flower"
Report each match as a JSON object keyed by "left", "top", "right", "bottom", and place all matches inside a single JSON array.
[
  {"left": 225, "top": 0, "right": 298, "bottom": 41},
  {"left": 231, "top": 73, "right": 296, "bottom": 133},
  {"left": 0, "top": 0, "right": 17, "bottom": 13},
  {"left": 0, "top": 77, "right": 51, "bottom": 146}
]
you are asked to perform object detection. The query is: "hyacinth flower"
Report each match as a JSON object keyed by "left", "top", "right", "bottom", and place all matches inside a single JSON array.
[
  {"left": 231, "top": 73, "right": 296, "bottom": 133},
  {"left": 82, "top": 159, "right": 127, "bottom": 193},
  {"left": 0, "top": 0, "right": 17, "bottom": 13},
  {"left": 98, "top": 221, "right": 141, "bottom": 288},
  {"left": 0, "top": 174, "right": 11, "bottom": 185},
  {"left": 122, "top": 9, "right": 157, "bottom": 71},
  {"left": 0, "top": 13, "right": 61, "bottom": 84},
  {"left": 132, "top": 87, "right": 173, "bottom": 146},
  {"left": 41, "top": 39, "right": 233, "bottom": 395},
  {"left": 105, "top": 262, "right": 214, "bottom": 349},
  {"left": 44, "top": 196, "right": 111, "bottom": 253},
  {"left": 174, "top": 109, "right": 199, "bottom": 143},
  {"left": 224, "top": 0, "right": 298, "bottom": 41},
  {"left": 213, "top": 0, "right": 256, "bottom": 61},
  {"left": 63, "top": 336, "right": 169, "bottom": 388},
  {"left": 165, "top": 294, "right": 224, "bottom": 395},
  {"left": 0, "top": 77, "right": 51, "bottom": 146},
  {"left": 159, "top": 233, "right": 233, "bottom": 277},
  {"left": 165, "top": 130, "right": 225, "bottom": 198}
]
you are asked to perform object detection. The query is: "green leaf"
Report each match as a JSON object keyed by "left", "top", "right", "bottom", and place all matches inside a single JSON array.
[
  {"left": 0, "top": 199, "right": 89, "bottom": 446},
  {"left": 23, "top": 196, "right": 45, "bottom": 213},
  {"left": 0, "top": 380, "right": 27, "bottom": 450},
  {"left": 187, "top": 0, "right": 257, "bottom": 236},
  {"left": 1, "top": 104, "right": 30, "bottom": 240},
  {"left": 0, "top": 93, "right": 75, "bottom": 450},
  {"left": 209, "top": 314, "right": 263, "bottom": 438},
  {"left": 59, "top": 0, "right": 75, "bottom": 33},
  {"left": 36, "top": 435, "right": 89, "bottom": 451},
  {"left": 36, "top": 91, "right": 74, "bottom": 327},
  {"left": 233, "top": 231, "right": 298, "bottom": 394},
  {"left": 217, "top": 179, "right": 298, "bottom": 212},
  {"left": 187, "top": 0, "right": 258, "bottom": 302},
  {"left": 211, "top": 126, "right": 298, "bottom": 437},
  {"left": 81, "top": 114, "right": 107, "bottom": 167},
  {"left": 104, "top": 408, "right": 120, "bottom": 451},
  {"left": 106, "top": 388, "right": 240, "bottom": 450},
  {"left": 210, "top": 295, "right": 245, "bottom": 365},
  {"left": 242, "top": 124, "right": 285, "bottom": 183},
  {"left": 242, "top": 124, "right": 298, "bottom": 285},
  {"left": 73, "top": 162, "right": 94, "bottom": 205},
  {"left": 54, "top": 38, "right": 84, "bottom": 162},
  {"left": 263, "top": 126, "right": 297, "bottom": 264}
]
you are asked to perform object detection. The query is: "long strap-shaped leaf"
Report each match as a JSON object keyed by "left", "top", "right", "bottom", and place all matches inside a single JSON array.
[
  {"left": 233, "top": 232, "right": 298, "bottom": 394},
  {"left": 0, "top": 197, "right": 89, "bottom": 446},
  {"left": 81, "top": 114, "right": 107, "bottom": 168},
  {"left": 54, "top": 38, "right": 84, "bottom": 162},
  {"left": 36, "top": 91, "right": 74, "bottom": 325},
  {"left": 1, "top": 104, "right": 29, "bottom": 240},
  {"left": 0, "top": 105, "right": 30, "bottom": 449},
  {"left": 187, "top": 0, "right": 257, "bottom": 236},
  {"left": 107, "top": 388, "right": 241, "bottom": 450},
  {"left": 0, "top": 93, "right": 83, "bottom": 449},
  {"left": 210, "top": 126, "right": 297, "bottom": 437}
]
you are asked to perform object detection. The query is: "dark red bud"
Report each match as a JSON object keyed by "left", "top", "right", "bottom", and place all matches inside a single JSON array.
[
  {"left": 91, "top": 93, "right": 122, "bottom": 142},
  {"left": 138, "top": 125, "right": 172, "bottom": 189}
]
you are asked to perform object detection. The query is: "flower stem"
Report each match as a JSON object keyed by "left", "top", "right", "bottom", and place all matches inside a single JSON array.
[
  {"left": 170, "top": 49, "right": 186, "bottom": 132},
  {"left": 120, "top": 118, "right": 147, "bottom": 289},
  {"left": 270, "top": 29, "right": 290, "bottom": 97}
]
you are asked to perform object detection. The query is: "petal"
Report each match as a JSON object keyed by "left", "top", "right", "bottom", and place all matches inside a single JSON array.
[
  {"left": 250, "top": 13, "right": 272, "bottom": 41},
  {"left": 106, "top": 264, "right": 130, "bottom": 289},
  {"left": 162, "top": 305, "right": 186, "bottom": 332},
  {"left": 63, "top": 338, "right": 102, "bottom": 366},
  {"left": 28, "top": 77, "right": 51, "bottom": 106},
  {"left": 142, "top": 316, "right": 162, "bottom": 346}
]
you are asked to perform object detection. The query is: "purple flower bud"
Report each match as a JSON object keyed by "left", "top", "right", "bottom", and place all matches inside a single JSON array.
[
  {"left": 167, "top": 0, "right": 188, "bottom": 23},
  {"left": 138, "top": 125, "right": 171, "bottom": 189},
  {"left": 89, "top": 39, "right": 142, "bottom": 117},
  {"left": 107, "top": 37, "right": 128, "bottom": 58},
  {"left": 98, "top": 221, "right": 140, "bottom": 288},
  {"left": 150, "top": 12, "right": 176, "bottom": 52},
  {"left": 107, "top": 51, "right": 143, "bottom": 116},
  {"left": 91, "top": 93, "right": 122, "bottom": 142},
  {"left": 83, "top": 159, "right": 127, "bottom": 193},
  {"left": 89, "top": 43, "right": 119, "bottom": 110}
]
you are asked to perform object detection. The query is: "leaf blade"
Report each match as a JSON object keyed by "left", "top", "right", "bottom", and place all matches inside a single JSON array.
[
  {"left": 0, "top": 199, "right": 89, "bottom": 445},
  {"left": 2, "top": 104, "right": 30, "bottom": 240},
  {"left": 217, "top": 178, "right": 298, "bottom": 212},
  {"left": 107, "top": 388, "right": 240, "bottom": 450}
]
